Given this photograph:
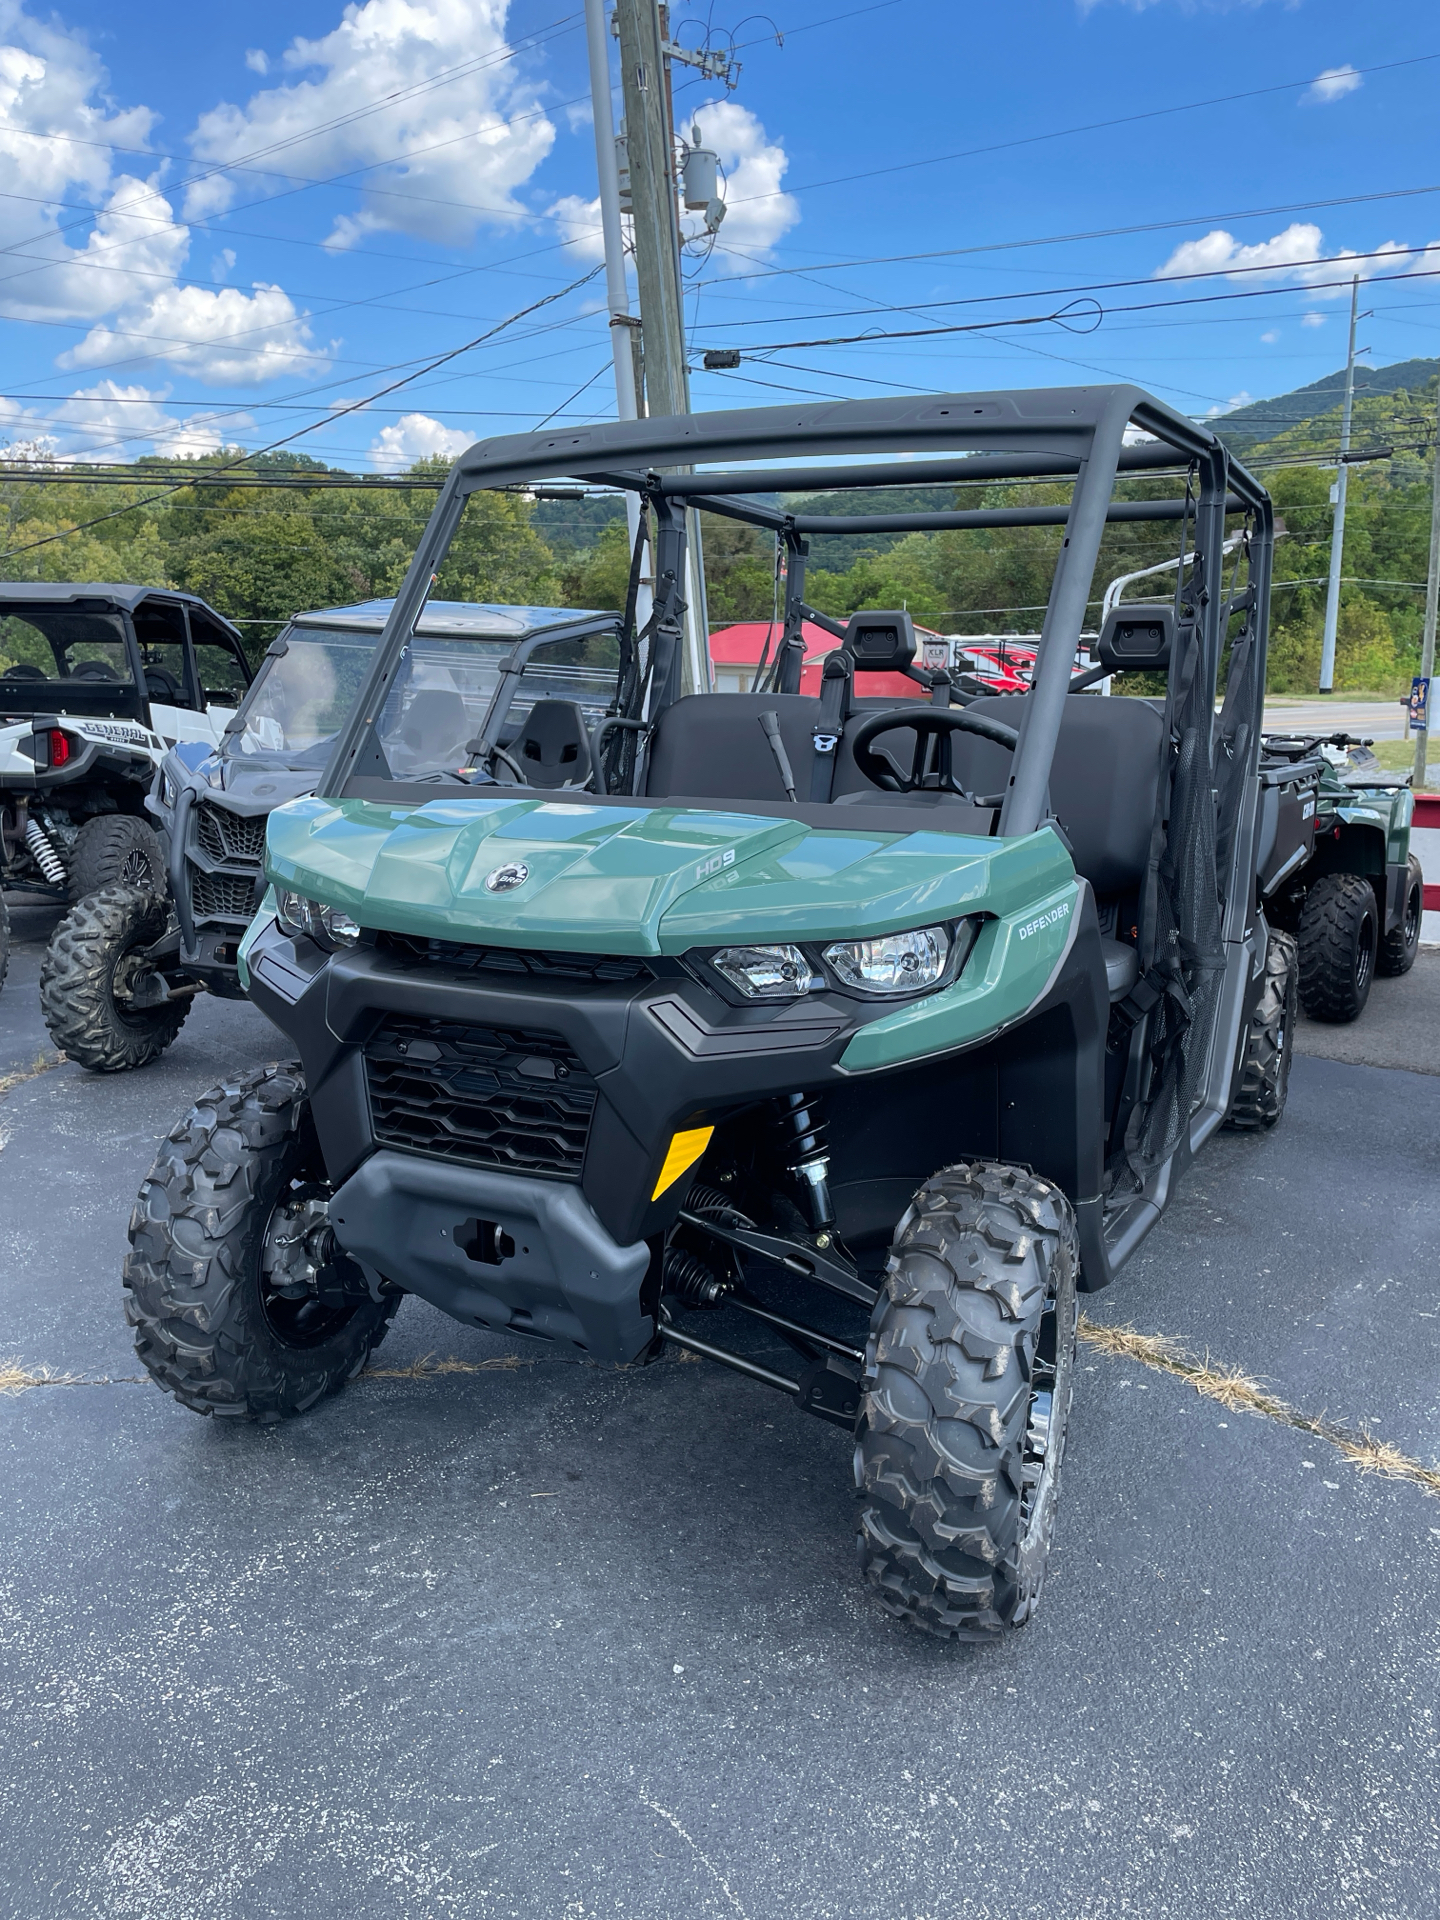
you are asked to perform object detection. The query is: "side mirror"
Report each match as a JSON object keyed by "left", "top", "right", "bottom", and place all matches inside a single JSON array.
[{"left": 1097, "top": 603, "right": 1173, "bottom": 673}]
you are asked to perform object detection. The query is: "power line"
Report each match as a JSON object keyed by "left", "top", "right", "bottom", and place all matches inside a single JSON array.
[{"left": 0, "top": 267, "right": 603, "bottom": 560}]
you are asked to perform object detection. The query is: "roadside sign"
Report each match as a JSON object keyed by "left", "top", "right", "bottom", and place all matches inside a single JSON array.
[{"left": 1409, "top": 675, "right": 1430, "bottom": 734}]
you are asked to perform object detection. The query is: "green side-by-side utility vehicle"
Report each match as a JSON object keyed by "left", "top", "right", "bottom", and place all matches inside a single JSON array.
[
  {"left": 1257, "top": 731, "right": 1421, "bottom": 1022},
  {"left": 124, "top": 388, "right": 1299, "bottom": 1641}
]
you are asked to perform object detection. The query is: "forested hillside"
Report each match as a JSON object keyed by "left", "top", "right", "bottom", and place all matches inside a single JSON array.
[{"left": 2, "top": 362, "right": 1436, "bottom": 693}]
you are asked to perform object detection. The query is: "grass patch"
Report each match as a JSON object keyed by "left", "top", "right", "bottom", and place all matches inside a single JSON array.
[
  {"left": 1078, "top": 1315, "right": 1440, "bottom": 1498},
  {"left": 0, "top": 1051, "right": 65, "bottom": 1097}
]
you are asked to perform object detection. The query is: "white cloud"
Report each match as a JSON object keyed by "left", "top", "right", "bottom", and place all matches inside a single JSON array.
[
  {"left": 1205, "top": 391, "right": 1255, "bottom": 419},
  {"left": 1155, "top": 221, "right": 1440, "bottom": 298},
  {"left": 0, "top": 379, "right": 253, "bottom": 462},
  {"left": 368, "top": 411, "right": 471, "bottom": 470},
  {"left": 0, "top": 5, "right": 324, "bottom": 400},
  {"left": 687, "top": 100, "right": 799, "bottom": 268},
  {"left": 1304, "top": 64, "right": 1361, "bottom": 105},
  {"left": 187, "top": 0, "right": 556, "bottom": 249},
  {"left": 549, "top": 193, "right": 605, "bottom": 263},
  {"left": 1260, "top": 329, "right": 1279, "bottom": 344},
  {"left": 244, "top": 48, "right": 269, "bottom": 76},
  {"left": 1302, "top": 311, "right": 1327, "bottom": 328}
]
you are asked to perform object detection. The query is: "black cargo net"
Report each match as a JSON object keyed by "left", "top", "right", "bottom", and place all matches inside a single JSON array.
[{"left": 1118, "top": 513, "right": 1237, "bottom": 1191}]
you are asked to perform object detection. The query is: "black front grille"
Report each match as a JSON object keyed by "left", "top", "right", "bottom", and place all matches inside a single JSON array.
[
  {"left": 378, "top": 932, "right": 651, "bottom": 986},
  {"left": 195, "top": 803, "right": 268, "bottom": 865},
  {"left": 192, "top": 868, "right": 260, "bottom": 922},
  {"left": 365, "top": 1015, "right": 597, "bottom": 1178}
]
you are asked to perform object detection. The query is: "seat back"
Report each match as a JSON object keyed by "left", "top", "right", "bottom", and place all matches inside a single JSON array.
[
  {"left": 959, "top": 694, "right": 1165, "bottom": 896},
  {"left": 392, "top": 688, "right": 472, "bottom": 775},
  {"left": 510, "top": 698, "right": 594, "bottom": 789},
  {"left": 644, "top": 694, "right": 820, "bottom": 803}
]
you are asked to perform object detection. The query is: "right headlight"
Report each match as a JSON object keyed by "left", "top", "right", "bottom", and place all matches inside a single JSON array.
[{"left": 274, "top": 889, "right": 361, "bottom": 951}]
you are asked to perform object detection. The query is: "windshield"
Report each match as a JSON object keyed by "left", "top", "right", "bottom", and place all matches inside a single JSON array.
[
  {"left": 229, "top": 626, "right": 379, "bottom": 767},
  {"left": 0, "top": 608, "right": 142, "bottom": 719},
  {"left": 374, "top": 635, "right": 517, "bottom": 779}
]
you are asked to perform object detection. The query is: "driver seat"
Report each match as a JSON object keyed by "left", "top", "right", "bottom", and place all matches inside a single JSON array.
[{"left": 510, "top": 698, "right": 594, "bottom": 789}]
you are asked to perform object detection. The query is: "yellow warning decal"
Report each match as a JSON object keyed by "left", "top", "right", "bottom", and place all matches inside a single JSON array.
[{"left": 650, "top": 1126, "right": 715, "bottom": 1202}]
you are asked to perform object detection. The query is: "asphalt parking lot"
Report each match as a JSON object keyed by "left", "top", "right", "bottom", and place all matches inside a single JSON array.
[{"left": 3, "top": 889, "right": 1439, "bottom": 1920}]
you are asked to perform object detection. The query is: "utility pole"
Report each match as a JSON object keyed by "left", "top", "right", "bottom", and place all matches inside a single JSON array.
[
  {"left": 1319, "top": 275, "right": 1361, "bottom": 694},
  {"left": 611, "top": 0, "right": 709, "bottom": 693},
  {"left": 582, "top": 0, "right": 649, "bottom": 631},
  {"left": 1415, "top": 373, "right": 1440, "bottom": 789}
]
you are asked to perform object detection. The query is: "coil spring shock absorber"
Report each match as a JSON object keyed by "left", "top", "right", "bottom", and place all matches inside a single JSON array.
[
  {"left": 24, "top": 816, "right": 66, "bottom": 887},
  {"left": 774, "top": 1091, "right": 835, "bottom": 1239}
]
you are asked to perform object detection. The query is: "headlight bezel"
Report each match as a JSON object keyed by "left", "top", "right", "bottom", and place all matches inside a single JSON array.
[
  {"left": 693, "top": 917, "right": 982, "bottom": 1006},
  {"left": 273, "top": 888, "right": 362, "bottom": 952}
]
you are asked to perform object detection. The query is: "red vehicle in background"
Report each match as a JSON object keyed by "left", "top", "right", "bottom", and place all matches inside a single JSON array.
[{"left": 710, "top": 622, "right": 1089, "bottom": 696}]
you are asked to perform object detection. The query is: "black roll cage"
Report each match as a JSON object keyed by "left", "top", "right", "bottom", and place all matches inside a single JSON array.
[{"left": 319, "top": 385, "right": 1272, "bottom": 845}]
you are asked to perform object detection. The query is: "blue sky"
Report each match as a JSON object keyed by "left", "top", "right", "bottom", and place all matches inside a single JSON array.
[{"left": 0, "top": 0, "right": 1435, "bottom": 470}]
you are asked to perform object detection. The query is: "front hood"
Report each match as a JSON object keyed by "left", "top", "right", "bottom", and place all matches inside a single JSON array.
[{"left": 265, "top": 793, "right": 1075, "bottom": 954}]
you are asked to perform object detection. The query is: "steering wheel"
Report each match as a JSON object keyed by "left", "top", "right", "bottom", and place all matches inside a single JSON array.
[
  {"left": 484, "top": 744, "right": 529, "bottom": 785},
  {"left": 849, "top": 706, "right": 1019, "bottom": 800}
]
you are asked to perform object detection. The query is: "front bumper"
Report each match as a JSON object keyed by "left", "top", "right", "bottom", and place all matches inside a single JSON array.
[{"left": 329, "top": 1152, "right": 651, "bottom": 1362}]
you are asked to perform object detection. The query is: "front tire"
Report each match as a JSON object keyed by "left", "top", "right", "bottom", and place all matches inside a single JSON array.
[
  {"left": 124, "top": 1063, "right": 401, "bottom": 1420},
  {"left": 1226, "top": 929, "right": 1298, "bottom": 1131},
  {"left": 40, "top": 884, "right": 191, "bottom": 1072},
  {"left": 1297, "top": 872, "right": 1377, "bottom": 1023},
  {"left": 856, "top": 1161, "right": 1078, "bottom": 1642},
  {"left": 1377, "top": 853, "right": 1423, "bottom": 977},
  {"left": 71, "top": 814, "right": 165, "bottom": 899}
]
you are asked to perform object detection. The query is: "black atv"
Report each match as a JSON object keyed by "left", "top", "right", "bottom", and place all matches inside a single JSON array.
[
  {"left": 1258, "top": 731, "right": 1421, "bottom": 1021},
  {"left": 41, "top": 598, "right": 604, "bottom": 1068},
  {"left": 126, "top": 386, "right": 1299, "bottom": 1642}
]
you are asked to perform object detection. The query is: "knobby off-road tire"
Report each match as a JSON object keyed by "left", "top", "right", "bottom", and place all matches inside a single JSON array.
[
  {"left": 1226, "top": 930, "right": 1299, "bottom": 1132},
  {"left": 41, "top": 884, "right": 190, "bottom": 1072},
  {"left": 1297, "top": 872, "right": 1377, "bottom": 1023},
  {"left": 856, "top": 1161, "right": 1078, "bottom": 1641},
  {"left": 124, "top": 1063, "right": 401, "bottom": 1421},
  {"left": 71, "top": 813, "right": 165, "bottom": 900},
  {"left": 1377, "top": 853, "right": 1423, "bottom": 977}
]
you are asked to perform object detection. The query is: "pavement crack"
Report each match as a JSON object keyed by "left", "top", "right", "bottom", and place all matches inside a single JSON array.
[
  {"left": 639, "top": 1792, "right": 750, "bottom": 1919},
  {"left": 1079, "top": 1315, "right": 1440, "bottom": 1499},
  {"left": 363, "top": 1352, "right": 538, "bottom": 1380},
  {"left": 0, "top": 1050, "right": 66, "bottom": 1098}
]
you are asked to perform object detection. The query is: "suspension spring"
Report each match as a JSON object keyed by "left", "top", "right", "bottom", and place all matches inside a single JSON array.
[
  {"left": 773, "top": 1091, "right": 835, "bottom": 1233},
  {"left": 25, "top": 817, "right": 66, "bottom": 886}
]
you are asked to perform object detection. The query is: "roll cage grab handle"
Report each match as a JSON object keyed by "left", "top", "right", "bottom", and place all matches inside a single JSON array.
[{"left": 318, "top": 386, "right": 1272, "bottom": 838}]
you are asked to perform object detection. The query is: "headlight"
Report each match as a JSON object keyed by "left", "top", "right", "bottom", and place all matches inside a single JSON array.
[
  {"left": 823, "top": 926, "right": 951, "bottom": 996},
  {"left": 274, "top": 889, "right": 361, "bottom": 950},
  {"left": 711, "top": 943, "right": 817, "bottom": 1000}
]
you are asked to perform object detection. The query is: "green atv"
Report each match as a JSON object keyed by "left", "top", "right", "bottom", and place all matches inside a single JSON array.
[
  {"left": 1259, "top": 732, "right": 1421, "bottom": 1021},
  {"left": 125, "top": 387, "right": 1297, "bottom": 1642}
]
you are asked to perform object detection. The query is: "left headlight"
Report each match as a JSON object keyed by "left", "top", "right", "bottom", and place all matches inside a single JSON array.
[
  {"left": 274, "top": 888, "right": 361, "bottom": 950},
  {"left": 823, "top": 926, "right": 950, "bottom": 996}
]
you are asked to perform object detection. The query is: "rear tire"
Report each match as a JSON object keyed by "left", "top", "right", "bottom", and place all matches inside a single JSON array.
[
  {"left": 71, "top": 814, "right": 165, "bottom": 900},
  {"left": 1377, "top": 853, "right": 1423, "bottom": 977},
  {"left": 855, "top": 1161, "right": 1078, "bottom": 1641},
  {"left": 124, "top": 1063, "right": 401, "bottom": 1421},
  {"left": 1226, "top": 930, "right": 1298, "bottom": 1131},
  {"left": 40, "top": 883, "right": 190, "bottom": 1072},
  {"left": 1297, "top": 872, "right": 1377, "bottom": 1023}
]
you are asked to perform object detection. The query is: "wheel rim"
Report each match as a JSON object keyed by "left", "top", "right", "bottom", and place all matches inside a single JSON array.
[
  {"left": 1015, "top": 1259, "right": 1076, "bottom": 1603},
  {"left": 109, "top": 940, "right": 168, "bottom": 1029},
  {"left": 1404, "top": 883, "right": 1422, "bottom": 949},
  {"left": 119, "top": 848, "right": 153, "bottom": 888},
  {"left": 1356, "top": 912, "right": 1376, "bottom": 994}
]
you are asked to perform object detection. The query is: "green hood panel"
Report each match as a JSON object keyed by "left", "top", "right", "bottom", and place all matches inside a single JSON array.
[{"left": 265, "top": 794, "right": 1076, "bottom": 956}]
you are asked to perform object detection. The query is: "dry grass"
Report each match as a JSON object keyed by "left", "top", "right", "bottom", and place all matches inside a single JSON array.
[
  {"left": 363, "top": 1351, "right": 536, "bottom": 1380},
  {"left": 0, "top": 1357, "right": 141, "bottom": 1394},
  {"left": 0, "top": 1051, "right": 64, "bottom": 1098},
  {"left": 1078, "top": 1315, "right": 1440, "bottom": 1499}
]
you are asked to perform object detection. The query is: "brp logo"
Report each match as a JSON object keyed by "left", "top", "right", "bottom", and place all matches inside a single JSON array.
[{"left": 484, "top": 861, "right": 530, "bottom": 894}]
